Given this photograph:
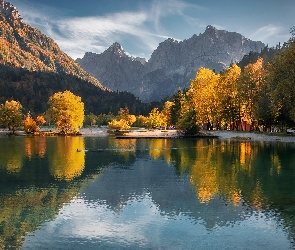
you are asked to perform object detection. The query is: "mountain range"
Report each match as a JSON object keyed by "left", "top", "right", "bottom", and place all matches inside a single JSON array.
[
  {"left": 77, "top": 25, "right": 265, "bottom": 102},
  {"left": 1, "top": 0, "right": 265, "bottom": 106}
]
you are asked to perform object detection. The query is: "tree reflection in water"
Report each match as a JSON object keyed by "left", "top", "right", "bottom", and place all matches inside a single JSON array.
[
  {"left": 0, "top": 137, "right": 295, "bottom": 249},
  {"left": 49, "top": 137, "right": 85, "bottom": 181}
]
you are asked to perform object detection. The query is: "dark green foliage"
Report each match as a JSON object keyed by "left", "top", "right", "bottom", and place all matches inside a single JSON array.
[
  {"left": 0, "top": 64, "right": 153, "bottom": 116},
  {"left": 177, "top": 110, "right": 200, "bottom": 135},
  {"left": 170, "top": 89, "right": 186, "bottom": 125},
  {"left": 238, "top": 46, "right": 279, "bottom": 70}
]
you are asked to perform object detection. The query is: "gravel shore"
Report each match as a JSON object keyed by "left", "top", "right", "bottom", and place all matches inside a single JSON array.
[
  {"left": 207, "top": 130, "right": 295, "bottom": 142},
  {"left": 80, "top": 128, "right": 295, "bottom": 143},
  {"left": 3, "top": 127, "right": 294, "bottom": 143}
]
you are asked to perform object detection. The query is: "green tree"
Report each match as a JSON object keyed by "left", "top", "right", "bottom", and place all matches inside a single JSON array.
[
  {"left": 0, "top": 100, "right": 23, "bottom": 134},
  {"left": 47, "top": 90, "right": 84, "bottom": 134},
  {"left": 177, "top": 110, "right": 200, "bottom": 135},
  {"left": 170, "top": 89, "right": 186, "bottom": 125},
  {"left": 267, "top": 36, "right": 295, "bottom": 126}
]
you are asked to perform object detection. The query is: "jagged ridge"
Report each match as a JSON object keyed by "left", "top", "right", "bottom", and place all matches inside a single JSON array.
[{"left": 77, "top": 25, "right": 265, "bottom": 102}]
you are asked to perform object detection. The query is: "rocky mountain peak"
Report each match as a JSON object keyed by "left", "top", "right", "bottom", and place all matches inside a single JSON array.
[
  {"left": 0, "top": 0, "right": 23, "bottom": 22},
  {"left": 205, "top": 25, "right": 217, "bottom": 33},
  {"left": 106, "top": 42, "right": 126, "bottom": 57},
  {"left": 77, "top": 26, "right": 265, "bottom": 102}
]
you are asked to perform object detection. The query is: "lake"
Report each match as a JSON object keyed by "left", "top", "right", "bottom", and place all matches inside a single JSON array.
[{"left": 0, "top": 136, "right": 295, "bottom": 249}]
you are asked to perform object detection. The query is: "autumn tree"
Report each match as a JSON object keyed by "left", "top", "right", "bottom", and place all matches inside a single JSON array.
[
  {"left": 118, "top": 107, "right": 136, "bottom": 126},
  {"left": 47, "top": 90, "right": 84, "bottom": 134},
  {"left": 108, "top": 107, "right": 136, "bottom": 130},
  {"left": 218, "top": 64, "right": 241, "bottom": 129},
  {"left": 23, "top": 112, "right": 38, "bottom": 133},
  {"left": 0, "top": 100, "right": 23, "bottom": 134},
  {"left": 145, "top": 108, "right": 162, "bottom": 128},
  {"left": 187, "top": 67, "right": 220, "bottom": 129},
  {"left": 134, "top": 115, "right": 147, "bottom": 127},
  {"left": 23, "top": 113, "right": 46, "bottom": 134},
  {"left": 161, "top": 101, "right": 174, "bottom": 129},
  {"left": 239, "top": 58, "right": 265, "bottom": 129}
]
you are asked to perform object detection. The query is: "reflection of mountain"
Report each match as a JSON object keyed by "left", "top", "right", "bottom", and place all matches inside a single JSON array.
[
  {"left": 82, "top": 155, "right": 250, "bottom": 229},
  {"left": 82, "top": 139, "right": 295, "bottom": 236},
  {"left": 1, "top": 137, "right": 295, "bottom": 248}
]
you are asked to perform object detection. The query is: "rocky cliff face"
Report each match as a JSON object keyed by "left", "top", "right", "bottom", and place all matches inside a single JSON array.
[
  {"left": 77, "top": 43, "right": 145, "bottom": 93},
  {"left": 77, "top": 25, "right": 265, "bottom": 102},
  {"left": 0, "top": 0, "right": 107, "bottom": 90}
]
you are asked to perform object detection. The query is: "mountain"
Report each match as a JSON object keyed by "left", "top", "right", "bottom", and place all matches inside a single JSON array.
[
  {"left": 77, "top": 25, "right": 265, "bottom": 102},
  {"left": 0, "top": 0, "right": 107, "bottom": 91},
  {"left": 77, "top": 43, "right": 146, "bottom": 94},
  {"left": 0, "top": 0, "right": 155, "bottom": 116}
]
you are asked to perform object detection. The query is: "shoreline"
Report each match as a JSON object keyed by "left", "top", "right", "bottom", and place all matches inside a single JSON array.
[
  {"left": 2, "top": 128, "right": 295, "bottom": 143},
  {"left": 81, "top": 128, "right": 295, "bottom": 143}
]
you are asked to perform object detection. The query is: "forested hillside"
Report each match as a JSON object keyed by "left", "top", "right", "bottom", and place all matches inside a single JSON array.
[
  {"left": 0, "top": 64, "right": 155, "bottom": 116},
  {"left": 0, "top": 0, "right": 107, "bottom": 90}
]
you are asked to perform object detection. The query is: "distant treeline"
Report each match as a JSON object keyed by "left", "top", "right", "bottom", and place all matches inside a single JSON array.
[
  {"left": 0, "top": 64, "right": 162, "bottom": 116},
  {"left": 0, "top": 45, "right": 281, "bottom": 118}
]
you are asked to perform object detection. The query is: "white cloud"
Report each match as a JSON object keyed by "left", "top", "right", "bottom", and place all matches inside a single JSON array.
[
  {"left": 149, "top": 0, "right": 205, "bottom": 33},
  {"left": 250, "top": 25, "right": 287, "bottom": 45},
  {"left": 14, "top": 1, "right": 178, "bottom": 59}
]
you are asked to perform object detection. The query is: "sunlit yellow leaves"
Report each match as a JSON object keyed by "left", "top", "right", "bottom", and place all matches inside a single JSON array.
[
  {"left": 0, "top": 100, "right": 23, "bottom": 133},
  {"left": 23, "top": 113, "right": 39, "bottom": 133},
  {"left": 160, "top": 101, "right": 173, "bottom": 129},
  {"left": 187, "top": 67, "right": 220, "bottom": 125},
  {"left": 145, "top": 108, "right": 162, "bottom": 128},
  {"left": 108, "top": 119, "right": 130, "bottom": 130},
  {"left": 239, "top": 58, "right": 265, "bottom": 125},
  {"left": 47, "top": 90, "right": 84, "bottom": 134},
  {"left": 108, "top": 107, "right": 136, "bottom": 130}
]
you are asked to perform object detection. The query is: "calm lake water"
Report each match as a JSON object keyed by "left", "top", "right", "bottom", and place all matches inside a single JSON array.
[{"left": 1, "top": 136, "right": 295, "bottom": 249}]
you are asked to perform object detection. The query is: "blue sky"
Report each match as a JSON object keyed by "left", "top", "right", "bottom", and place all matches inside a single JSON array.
[{"left": 11, "top": 0, "right": 295, "bottom": 60}]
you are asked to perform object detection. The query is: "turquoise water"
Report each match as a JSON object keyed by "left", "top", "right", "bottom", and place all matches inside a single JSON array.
[{"left": 0, "top": 136, "right": 295, "bottom": 249}]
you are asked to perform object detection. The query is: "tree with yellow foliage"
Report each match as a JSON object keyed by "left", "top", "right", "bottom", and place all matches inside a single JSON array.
[
  {"left": 118, "top": 107, "right": 136, "bottom": 127},
  {"left": 239, "top": 58, "right": 265, "bottom": 129},
  {"left": 218, "top": 64, "right": 241, "bottom": 129},
  {"left": 187, "top": 67, "right": 220, "bottom": 129},
  {"left": 160, "top": 101, "right": 174, "bottom": 129},
  {"left": 145, "top": 108, "right": 162, "bottom": 128},
  {"left": 47, "top": 90, "right": 84, "bottom": 134},
  {"left": 23, "top": 113, "right": 46, "bottom": 134},
  {"left": 108, "top": 107, "right": 136, "bottom": 130},
  {"left": 0, "top": 100, "right": 23, "bottom": 134}
]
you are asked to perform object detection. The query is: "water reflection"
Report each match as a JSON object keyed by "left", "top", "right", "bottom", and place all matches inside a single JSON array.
[
  {"left": 0, "top": 137, "right": 295, "bottom": 249},
  {"left": 24, "top": 137, "right": 47, "bottom": 159},
  {"left": 49, "top": 137, "right": 85, "bottom": 181},
  {"left": 0, "top": 137, "right": 24, "bottom": 174}
]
